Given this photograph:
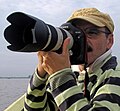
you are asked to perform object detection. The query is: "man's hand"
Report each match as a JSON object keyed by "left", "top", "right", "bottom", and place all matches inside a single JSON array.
[
  {"left": 37, "top": 37, "right": 71, "bottom": 75},
  {"left": 37, "top": 52, "right": 47, "bottom": 78}
]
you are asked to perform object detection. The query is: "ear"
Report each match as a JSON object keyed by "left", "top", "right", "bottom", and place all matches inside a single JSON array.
[{"left": 107, "top": 34, "right": 114, "bottom": 49}]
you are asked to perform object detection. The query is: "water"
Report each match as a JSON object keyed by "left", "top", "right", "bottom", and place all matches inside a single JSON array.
[{"left": 0, "top": 78, "right": 29, "bottom": 111}]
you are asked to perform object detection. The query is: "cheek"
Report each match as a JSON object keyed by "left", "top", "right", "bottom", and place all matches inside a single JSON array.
[
  {"left": 94, "top": 40, "right": 107, "bottom": 54},
  {"left": 87, "top": 38, "right": 108, "bottom": 65}
]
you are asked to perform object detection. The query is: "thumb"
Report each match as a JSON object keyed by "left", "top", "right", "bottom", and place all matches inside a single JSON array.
[{"left": 62, "top": 37, "right": 71, "bottom": 56}]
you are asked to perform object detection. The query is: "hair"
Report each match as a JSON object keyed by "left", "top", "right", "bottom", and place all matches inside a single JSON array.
[{"left": 105, "top": 27, "right": 111, "bottom": 37}]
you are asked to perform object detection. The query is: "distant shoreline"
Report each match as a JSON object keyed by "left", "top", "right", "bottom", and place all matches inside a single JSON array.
[{"left": 0, "top": 76, "right": 30, "bottom": 79}]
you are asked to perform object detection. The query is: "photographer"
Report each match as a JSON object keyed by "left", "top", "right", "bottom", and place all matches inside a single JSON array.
[{"left": 24, "top": 8, "right": 120, "bottom": 111}]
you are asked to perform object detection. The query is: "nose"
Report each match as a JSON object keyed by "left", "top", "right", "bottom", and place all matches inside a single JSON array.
[
  {"left": 86, "top": 36, "right": 92, "bottom": 48},
  {"left": 86, "top": 35, "right": 90, "bottom": 42}
]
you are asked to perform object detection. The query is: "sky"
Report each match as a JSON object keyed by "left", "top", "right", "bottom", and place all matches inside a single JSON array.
[{"left": 0, "top": 0, "right": 120, "bottom": 77}]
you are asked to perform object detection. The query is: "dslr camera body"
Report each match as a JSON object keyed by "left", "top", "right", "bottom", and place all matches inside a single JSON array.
[{"left": 4, "top": 12, "right": 87, "bottom": 65}]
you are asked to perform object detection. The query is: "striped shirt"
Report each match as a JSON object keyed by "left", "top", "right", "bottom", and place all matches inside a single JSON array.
[{"left": 24, "top": 52, "right": 120, "bottom": 111}]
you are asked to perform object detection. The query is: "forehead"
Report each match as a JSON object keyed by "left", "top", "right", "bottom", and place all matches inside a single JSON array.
[{"left": 72, "top": 19, "right": 97, "bottom": 28}]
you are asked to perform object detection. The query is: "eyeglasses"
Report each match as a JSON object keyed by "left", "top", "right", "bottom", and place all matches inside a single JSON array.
[{"left": 82, "top": 27, "right": 111, "bottom": 38}]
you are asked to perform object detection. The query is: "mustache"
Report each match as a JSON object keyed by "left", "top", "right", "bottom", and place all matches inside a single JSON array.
[{"left": 87, "top": 45, "right": 93, "bottom": 52}]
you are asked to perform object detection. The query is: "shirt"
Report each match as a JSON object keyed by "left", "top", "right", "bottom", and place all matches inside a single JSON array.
[{"left": 24, "top": 50, "right": 120, "bottom": 111}]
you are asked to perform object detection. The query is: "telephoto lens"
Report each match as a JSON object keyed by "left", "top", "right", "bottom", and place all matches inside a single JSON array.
[
  {"left": 4, "top": 12, "right": 87, "bottom": 64},
  {"left": 4, "top": 12, "right": 73, "bottom": 52}
]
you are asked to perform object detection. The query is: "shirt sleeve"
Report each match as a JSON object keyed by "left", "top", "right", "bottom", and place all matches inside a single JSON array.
[
  {"left": 23, "top": 69, "right": 58, "bottom": 111},
  {"left": 48, "top": 68, "right": 89, "bottom": 111}
]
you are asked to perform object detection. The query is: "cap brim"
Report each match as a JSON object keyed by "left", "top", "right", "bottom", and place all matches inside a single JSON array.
[{"left": 67, "top": 16, "right": 105, "bottom": 27}]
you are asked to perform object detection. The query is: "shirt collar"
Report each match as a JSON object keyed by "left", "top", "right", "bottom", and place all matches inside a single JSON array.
[
  {"left": 88, "top": 49, "right": 112, "bottom": 73},
  {"left": 71, "top": 49, "right": 112, "bottom": 74}
]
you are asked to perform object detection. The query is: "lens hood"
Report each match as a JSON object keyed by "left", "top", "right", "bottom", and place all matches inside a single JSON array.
[{"left": 4, "top": 12, "right": 49, "bottom": 52}]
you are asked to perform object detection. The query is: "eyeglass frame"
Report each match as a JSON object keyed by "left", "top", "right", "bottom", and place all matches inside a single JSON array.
[{"left": 78, "top": 26, "right": 111, "bottom": 38}]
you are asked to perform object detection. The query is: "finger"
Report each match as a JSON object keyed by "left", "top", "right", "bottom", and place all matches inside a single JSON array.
[
  {"left": 62, "top": 37, "right": 71, "bottom": 56},
  {"left": 37, "top": 51, "right": 47, "bottom": 63},
  {"left": 38, "top": 51, "right": 47, "bottom": 56}
]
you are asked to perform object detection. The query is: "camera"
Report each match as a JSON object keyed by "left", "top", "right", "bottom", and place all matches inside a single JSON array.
[{"left": 4, "top": 12, "right": 87, "bottom": 65}]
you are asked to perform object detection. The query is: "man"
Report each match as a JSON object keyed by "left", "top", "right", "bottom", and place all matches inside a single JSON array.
[{"left": 24, "top": 8, "right": 120, "bottom": 111}]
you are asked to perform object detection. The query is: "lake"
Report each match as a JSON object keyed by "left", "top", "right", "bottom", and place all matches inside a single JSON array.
[{"left": 0, "top": 78, "right": 29, "bottom": 111}]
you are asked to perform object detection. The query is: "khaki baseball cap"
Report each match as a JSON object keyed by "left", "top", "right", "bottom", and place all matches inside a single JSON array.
[{"left": 67, "top": 8, "right": 114, "bottom": 33}]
